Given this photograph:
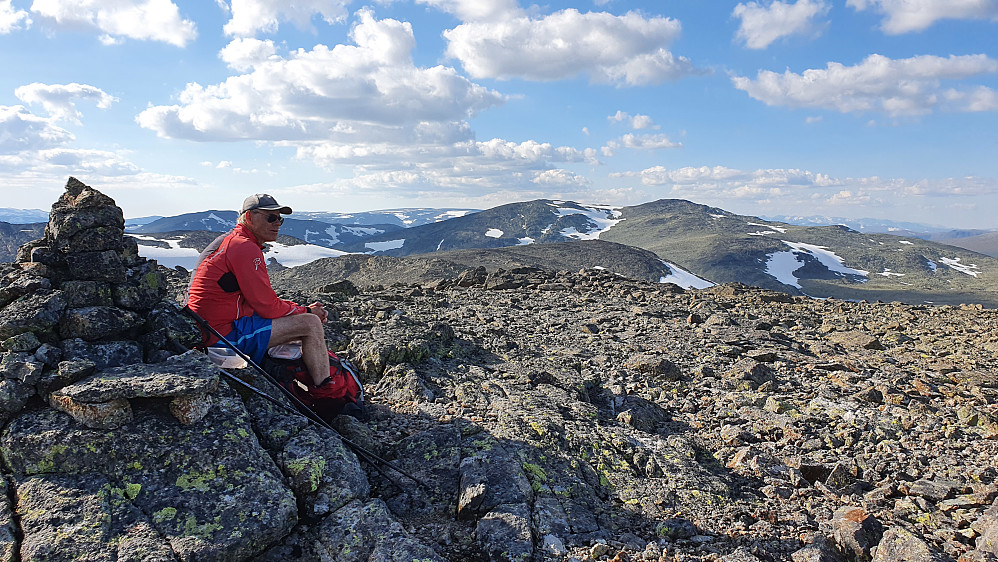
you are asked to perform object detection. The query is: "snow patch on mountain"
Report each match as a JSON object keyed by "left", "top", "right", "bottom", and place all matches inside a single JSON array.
[
  {"left": 205, "top": 213, "right": 232, "bottom": 228},
  {"left": 765, "top": 241, "right": 869, "bottom": 288},
  {"left": 131, "top": 235, "right": 201, "bottom": 269},
  {"left": 518, "top": 237, "right": 534, "bottom": 245},
  {"left": 486, "top": 228, "right": 503, "bottom": 238},
  {"left": 660, "top": 261, "right": 714, "bottom": 290},
  {"left": 551, "top": 203, "right": 623, "bottom": 240},
  {"left": 263, "top": 242, "right": 347, "bottom": 267},
  {"left": 342, "top": 226, "right": 383, "bottom": 236},
  {"left": 878, "top": 270, "right": 905, "bottom": 277},
  {"left": 940, "top": 257, "right": 980, "bottom": 277},
  {"left": 366, "top": 239, "right": 405, "bottom": 252},
  {"left": 748, "top": 222, "right": 786, "bottom": 233}
]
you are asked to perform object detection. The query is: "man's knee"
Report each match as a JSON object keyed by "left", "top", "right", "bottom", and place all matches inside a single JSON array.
[
  {"left": 301, "top": 312, "right": 323, "bottom": 335},
  {"left": 271, "top": 313, "right": 324, "bottom": 341}
]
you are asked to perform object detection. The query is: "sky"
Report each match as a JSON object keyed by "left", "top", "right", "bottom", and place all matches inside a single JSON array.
[{"left": 0, "top": 0, "right": 996, "bottom": 228}]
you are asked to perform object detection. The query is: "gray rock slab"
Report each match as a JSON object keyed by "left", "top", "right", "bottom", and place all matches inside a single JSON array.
[
  {"left": 0, "top": 289, "right": 66, "bottom": 340},
  {"left": 872, "top": 526, "right": 948, "bottom": 561},
  {"left": 52, "top": 350, "right": 217, "bottom": 403},
  {"left": 15, "top": 473, "right": 174, "bottom": 562},
  {"left": 276, "top": 425, "right": 369, "bottom": 518},
  {"left": 2, "top": 381, "right": 297, "bottom": 561},
  {"left": 60, "top": 338, "right": 143, "bottom": 369},
  {"left": 476, "top": 503, "right": 533, "bottom": 561},
  {"left": 313, "top": 499, "right": 446, "bottom": 561},
  {"left": 58, "top": 306, "right": 141, "bottom": 341}
]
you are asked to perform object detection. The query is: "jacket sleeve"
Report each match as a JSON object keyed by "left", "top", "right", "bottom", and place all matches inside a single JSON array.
[{"left": 227, "top": 240, "right": 307, "bottom": 318}]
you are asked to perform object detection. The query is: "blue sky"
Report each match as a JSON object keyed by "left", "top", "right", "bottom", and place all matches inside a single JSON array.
[{"left": 1, "top": 0, "right": 996, "bottom": 228}]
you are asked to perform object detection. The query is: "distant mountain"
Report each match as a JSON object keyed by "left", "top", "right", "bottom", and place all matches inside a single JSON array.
[
  {"left": 337, "top": 200, "right": 622, "bottom": 255},
  {"left": 124, "top": 216, "right": 164, "bottom": 230},
  {"left": 347, "top": 197, "right": 998, "bottom": 306},
  {"left": 932, "top": 231, "right": 998, "bottom": 258},
  {"left": 270, "top": 240, "right": 705, "bottom": 291},
  {"left": 0, "top": 222, "right": 46, "bottom": 262},
  {"left": 0, "top": 208, "right": 49, "bottom": 224},
  {"left": 762, "top": 214, "right": 991, "bottom": 238},
  {"left": 131, "top": 210, "right": 404, "bottom": 249},
  {"left": 601, "top": 199, "right": 998, "bottom": 307},
  {"left": 297, "top": 208, "right": 478, "bottom": 227}
]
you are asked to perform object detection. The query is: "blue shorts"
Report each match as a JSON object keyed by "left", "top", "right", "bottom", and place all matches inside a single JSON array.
[{"left": 223, "top": 313, "right": 272, "bottom": 364}]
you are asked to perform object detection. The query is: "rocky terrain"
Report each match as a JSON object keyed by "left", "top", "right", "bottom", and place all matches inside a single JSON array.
[{"left": 1, "top": 179, "right": 997, "bottom": 561}]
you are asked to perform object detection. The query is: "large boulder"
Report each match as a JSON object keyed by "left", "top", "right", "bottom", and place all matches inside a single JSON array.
[{"left": 1, "top": 381, "right": 298, "bottom": 561}]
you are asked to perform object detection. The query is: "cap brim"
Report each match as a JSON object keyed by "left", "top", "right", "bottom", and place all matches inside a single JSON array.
[{"left": 253, "top": 205, "right": 293, "bottom": 214}]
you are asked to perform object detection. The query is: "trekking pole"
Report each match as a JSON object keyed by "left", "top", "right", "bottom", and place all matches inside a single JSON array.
[
  {"left": 177, "top": 305, "right": 427, "bottom": 489},
  {"left": 213, "top": 367, "right": 418, "bottom": 492}
]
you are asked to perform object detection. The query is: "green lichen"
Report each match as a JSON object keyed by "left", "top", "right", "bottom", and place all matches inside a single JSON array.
[
  {"left": 176, "top": 468, "right": 218, "bottom": 492},
  {"left": 124, "top": 483, "right": 142, "bottom": 500},
  {"left": 143, "top": 272, "right": 161, "bottom": 291},
  {"left": 521, "top": 462, "right": 548, "bottom": 482},
  {"left": 287, "top": 457, "right": 326, "bottom": 493},
  {"left": 153, "top": 507, "right": 177, "bottom": 523},
  {"left": 182, "top": 514, "right": 223, "bottom": 539}
]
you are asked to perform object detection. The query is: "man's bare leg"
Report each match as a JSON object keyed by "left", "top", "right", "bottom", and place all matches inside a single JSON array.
[{"left": 269, "top": 313, "right": 329, "bottom": 385}]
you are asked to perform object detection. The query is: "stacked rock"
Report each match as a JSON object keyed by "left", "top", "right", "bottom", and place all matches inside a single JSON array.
[{"left": 0, "top": 177, "right": 201, "bottom": 428}]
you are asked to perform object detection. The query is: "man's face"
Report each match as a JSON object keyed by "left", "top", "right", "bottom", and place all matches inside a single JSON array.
[{"left": 245, "top": 210, "right": 283, "bottom": 243}]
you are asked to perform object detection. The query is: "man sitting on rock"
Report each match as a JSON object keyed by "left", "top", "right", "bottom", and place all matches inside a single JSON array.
[{"left": 187, "top": 194, "right": 332, "bottom": 386}]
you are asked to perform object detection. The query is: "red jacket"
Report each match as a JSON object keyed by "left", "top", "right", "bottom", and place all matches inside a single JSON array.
[{"left": 187, "top": 223, "right": 306, "bottom": 344}]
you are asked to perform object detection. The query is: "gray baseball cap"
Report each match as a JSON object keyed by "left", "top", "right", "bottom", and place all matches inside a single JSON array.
[{"left": 241, "top": 193, "right": 292, "bottom": 214}]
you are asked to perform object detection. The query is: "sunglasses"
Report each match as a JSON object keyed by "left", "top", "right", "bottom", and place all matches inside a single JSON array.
[{"left": 254, "top": 211, "right": 284, "bottom": 224}]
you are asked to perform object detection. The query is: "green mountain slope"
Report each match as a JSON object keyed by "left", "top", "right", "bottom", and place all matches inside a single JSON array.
[{"left": 601, "top": 199, "right": 998, "bottom": 306}]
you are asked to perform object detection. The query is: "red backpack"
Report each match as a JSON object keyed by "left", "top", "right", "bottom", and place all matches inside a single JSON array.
[{"left": 262, "top": 350, "right": 364, "bottom": 422}]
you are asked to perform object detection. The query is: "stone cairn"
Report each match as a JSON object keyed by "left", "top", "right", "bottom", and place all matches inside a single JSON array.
[{"left": 0, "top": 177, "right": 208, "bottom": 430}]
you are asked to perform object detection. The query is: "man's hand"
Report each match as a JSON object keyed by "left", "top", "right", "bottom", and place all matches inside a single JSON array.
[{"left": 307, "top": 302, "right": 328, "bottom": 323}]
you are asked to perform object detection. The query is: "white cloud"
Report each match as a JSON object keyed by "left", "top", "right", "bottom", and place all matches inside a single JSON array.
[
  {"left": 15, "top": 82, "right": 116, "bottom": 124},
  {"left": 223, "top": 0, "right": 350, "bottom": 37},
  {"left": 0, "top": 105, "right": 74, "bottom": 153},
  {"left": 733, "top": 0, "right": 829, "bottom": 49},
  {"left": 615, "top": 165, "right": 998, "bottom": 218},
  {"left": 290, "top": 137, "right": 598, "bottom": 200},
  {"left": 602, "top": 133, "right": 680, "bottom": 155},
  {"left": 218, "top": 38, "right": 278, "bottom": 71},
  {"left": 443, "top": 9, "right": 701, "bottom": 85},
  {"left": 608, "top": 110, "right": 658, "bottom": 129},
  {"left": 847, "top": 0, "right": 998, "bottom": 34},
  {"left": 532, "top": 169, "right": 591, "bottom": 187},
  {"left": 414, "top": 0, "right": 519, "bottom": 22},
  {"left": 138, "top": 10, "right": 505, "bottom": 143},
  {"left": 0, "top": 0, "right": 31, "bottom": 33},
  {"left": 733, "top": 53, "right": 998, "bottom": 116},
  {"left": 943, "top": 86, "right": 998, "bottom": 111},
  {"left": 29, "top": 0, "right": 196, "bottom": 46}
]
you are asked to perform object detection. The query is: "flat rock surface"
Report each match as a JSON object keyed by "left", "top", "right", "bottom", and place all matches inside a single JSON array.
[
  {"left": 51, "top": 350, "right": 218, "bottom": 402},
  {"left": 2, "top": 381, "right": 297, "bottom": 561}
]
